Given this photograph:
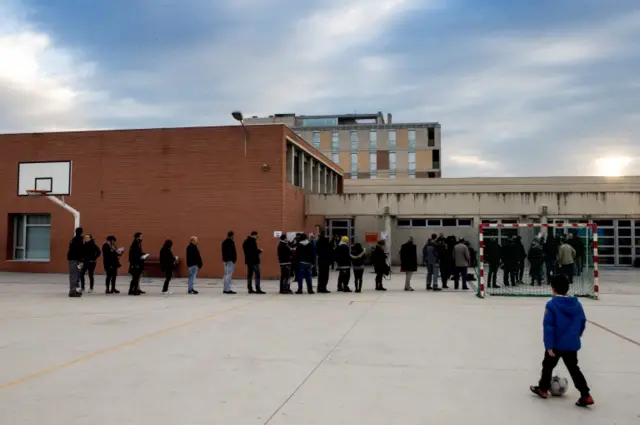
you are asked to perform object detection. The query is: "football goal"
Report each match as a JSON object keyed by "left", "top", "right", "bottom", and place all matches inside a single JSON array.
[{"left": 477, "top": 222, "right": 598, "bottom": 299}]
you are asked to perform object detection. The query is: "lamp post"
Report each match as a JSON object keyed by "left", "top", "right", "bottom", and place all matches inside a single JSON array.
[{"left": 231, "top": 110, "right": 247, "bottom": 157}]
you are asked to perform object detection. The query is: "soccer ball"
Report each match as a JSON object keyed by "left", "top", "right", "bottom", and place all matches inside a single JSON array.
[{"left": 550, "top": 376, "right": 569, "bottom": 396}]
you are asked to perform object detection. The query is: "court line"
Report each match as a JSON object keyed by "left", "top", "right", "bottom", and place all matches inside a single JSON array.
[
  {"left": 0, "top": 299, "right": 263, "bottom": 391},
  {"left": 587, "top": 319, "right": 640, "bottom": 348},
  {"left": 263, "top": 291, "right": 385, "bottom": 424}
]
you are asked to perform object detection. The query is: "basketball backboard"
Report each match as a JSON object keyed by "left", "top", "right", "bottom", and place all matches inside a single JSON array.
[{"left": 18, "top": 161, "right": 72, "bottom": 196}]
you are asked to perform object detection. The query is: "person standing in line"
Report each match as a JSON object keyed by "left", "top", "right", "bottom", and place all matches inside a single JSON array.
[
  {"left": 160, "top": 240, "right": 177, "bottom": 295},
  {"left": 567, "top": 233, "right": 585, "bottom": 277},
  {"left": 400, "top": 236, "right": 418, "bottom": 291},
  {"left": 102, "top": 235, "right": 122, "bottom": 294},
  {"left": 453, "top": 238, "right": 471, "bottom": 290},
  {"left": 423, "top": 235, "right": 442, "bottom": 291},
  {"left": 372, "top": 240, "right": 388, "bottom": 291},
  {"left": 295, "top": 234, "right": 316, "bottom": 294},
  {"left": 528, "top": 240, "right": 544, "bottom": 286},
  {"left": 350, "top": 242, "right": 366, "bottom": 293},
  {"left": 67, "top": 227, "right": 85, "bottom": 298},
  {"left": 315, "top": 230, "right": 333, "bottom": 293},
  {"left": 335, "top": 236, "right": 352, "bottom": 292},
  {"left": 515, "top": 235, "right": 527, "bottom": 283},
  {"left": 186, "top": 236, "right": 202, "bottom": 295},
  {"left": 543, "top": 236, "right": 558, "bottom": 283},
  {"left": 501, "top": 238, "right": 518, "bottom": 287},
  {"left": 330, "top": 234, "right": 340, "bottom": 270},
  {"left": 277, "top": 234, "right": 294, "bottom": 294},
  {"left": 80, "top": 234, "right": 101, "bottom": 293},
  {"left": 485, "top": 239, "right": 501, "bottom": 289},
  {"left": 128, "top": 232, "right": 147, "bottom": 296},
  {"left": 557, "top": 238, "right": 576, "bottom": 284},
  {"left": 243, "top": 231, "right": 265, "bottom": 294},
  {"left": 221, "top": 231, "right": 237, "bottom": 295}
]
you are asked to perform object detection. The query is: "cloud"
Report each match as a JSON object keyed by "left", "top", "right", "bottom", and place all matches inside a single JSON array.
[{"left": 1, "top": 0, "right": 639, "bottom": 178}]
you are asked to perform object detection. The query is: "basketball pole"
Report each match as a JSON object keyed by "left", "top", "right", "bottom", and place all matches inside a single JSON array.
[{"left": 46, "top": 195, "right": 80, "bottom": 232}]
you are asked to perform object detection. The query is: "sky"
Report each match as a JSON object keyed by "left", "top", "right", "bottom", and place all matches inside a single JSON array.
[{"left": 1, "top": 0, "right": 639, "bottom": 178}]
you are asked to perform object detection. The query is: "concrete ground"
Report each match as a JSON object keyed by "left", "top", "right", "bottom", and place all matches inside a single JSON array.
[{"left": 0, "top": 268, "right": 639, "bottom": 425}]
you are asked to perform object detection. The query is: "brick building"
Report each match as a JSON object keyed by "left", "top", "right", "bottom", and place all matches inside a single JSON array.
[{"left": 0, "top": 125, "right": 342, "bottom": 279}]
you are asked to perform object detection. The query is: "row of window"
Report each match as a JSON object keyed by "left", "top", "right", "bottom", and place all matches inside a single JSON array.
[
  {"left": 308, "top": 129, "right": 436, "bottom": 151},
  {"left": 397, "top": 218, "right": 473, "bottom": 227}
]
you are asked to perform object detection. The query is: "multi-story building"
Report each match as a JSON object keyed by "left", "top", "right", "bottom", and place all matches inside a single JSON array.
[{"left": 244, "top": 112, "right": 441, "bottom": 179}]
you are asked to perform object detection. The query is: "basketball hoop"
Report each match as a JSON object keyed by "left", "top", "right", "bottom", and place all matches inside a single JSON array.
[{"left": 26, "top": 189, "right": 51, "bottom": 197}]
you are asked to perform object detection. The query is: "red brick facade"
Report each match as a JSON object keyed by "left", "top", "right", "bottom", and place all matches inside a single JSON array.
[{"left": 0, "top": 125, "right": 342, "bottom": 279}]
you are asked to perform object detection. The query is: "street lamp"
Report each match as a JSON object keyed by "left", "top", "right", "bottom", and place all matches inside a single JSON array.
[{"left": 231, "top": 110, "right": 247, "bottom": 157}]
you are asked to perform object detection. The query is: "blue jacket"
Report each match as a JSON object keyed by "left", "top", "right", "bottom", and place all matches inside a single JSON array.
[{"left": 543, "top": 296, "right": 586, "bottom": 351}]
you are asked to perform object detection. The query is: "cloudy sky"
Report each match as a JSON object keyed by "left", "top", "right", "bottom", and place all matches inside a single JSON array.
[{"left": 1, "top": 0, "right": 639, "bottom": 177}]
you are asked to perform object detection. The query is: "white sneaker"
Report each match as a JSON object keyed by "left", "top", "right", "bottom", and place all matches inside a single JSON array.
[
  {"left": 162, "top": 291, "right": 173, "bottom": 296},
  {"left": 88, "top": 288, "right": 93, "bottom": 293}
]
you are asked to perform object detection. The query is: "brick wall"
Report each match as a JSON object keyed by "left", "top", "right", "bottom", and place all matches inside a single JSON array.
[{"left": 0, "top": 125, "right": 303, "bottom": 280}]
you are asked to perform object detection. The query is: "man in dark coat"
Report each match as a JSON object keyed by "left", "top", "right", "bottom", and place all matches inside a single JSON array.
[
  {"left": 501, "top": 238, "right": 518, "bottom": 287},
  {"left": 277, "top": 234, "right": 293, "bottom": 294},
  {"left": 128, "top": 232, "right": 147, "bottom": 295},
  {"left": 67, "top": 227, "right": 85, "bottom": 297},
  {"left": 485, "top": 239, "right": 501, "bottom": 289},
  {"left": 372, "top": 240, "right": 388, "bottom": 291},
  {"left": 315, "top": 229, "right": 333, "bottom": 293},
  {"left": 102, "top": 235, "right": 121, "bottom": 294},
  {"left": 243, "top": 231, "right": 265, "bottom": 294},
  {"left": 80, "top": 234, "right": 101, "bottom": 293},
  {"left": 221, "top": 231, "right": 237, "bottom": 294},
  {"left": 543, "top": 236, "right": 558, "bottom": 283},
  {"left": 400, "top": 236, "right": 418, "bottom": 291},
  {"left": 186, "top": 236, "right": 203, "bottom": 295},
  {"left": 528, "top": 240, "right": 544, "bottom": 286}
]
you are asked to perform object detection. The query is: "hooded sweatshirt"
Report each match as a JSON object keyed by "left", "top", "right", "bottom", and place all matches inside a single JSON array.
[
  {"left": 296, "top": 239, "right": 316, "bottom": 265},
  {"left": 543, "top": 296, "right": 586, "bottom": 352},
  {"left": 335, "top": 241, "right": 351, "bottom": 269}
]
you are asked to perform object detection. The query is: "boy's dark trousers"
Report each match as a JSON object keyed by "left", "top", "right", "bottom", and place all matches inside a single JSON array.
[
  {"left": 538, "top": 350, "right": 590, "bottom": 395},
  {"left": 317, "top": 260, "right": 330, "bottom": 292},
  {"left": 518, "top": 261, "right": 525, "bottom": 282},
  {"left": 353, "top": 268, "right": 364, "bottom": 291},
  {"left": 105, "top": 267, "right": 117, "bottom": 292},
  {"left": 162, "top": 269, "right": 172, "bottom": 292},
  {"left": 560, "top": 264, "right": 574, "bottom": 283},
  {"left": 488, "top": 263, "right": 499, "bottom": 287},
  {"left": 530, "top": 262, "right": 543, "bottom": 285},
  {"left": 80, "top": 262, "right": 97, "bottom": 290},
  {"left": 279, "top": 265, "right": 291, "bottom": 293},
  {"left": 337, "top": 268, "right": 351, "bottom": 291}
]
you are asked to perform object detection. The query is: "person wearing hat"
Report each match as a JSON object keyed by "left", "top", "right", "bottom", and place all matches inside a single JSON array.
[{"left": 335, "top": 236, "right": 352, "bottom": 292}]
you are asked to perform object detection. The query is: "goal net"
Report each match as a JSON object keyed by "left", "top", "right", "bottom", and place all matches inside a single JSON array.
[{"left": 477, "top": 222, "right": 598, "bottom": 299}]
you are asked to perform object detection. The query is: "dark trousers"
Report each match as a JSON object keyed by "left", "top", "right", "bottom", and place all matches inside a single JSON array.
[
  {"left": 545, "top": 259, "right": 556, "bottom": 282},
  {"left": 504, "top": 266, "right": 518, "bottom": 286},
  {"left": 298, "top": 263, "right": 313, "bottom": 293},
  {"left": 530, "top": 262, "right": 543, "bottom": 285},
  {"left": 129, "top": 270, "right": 142, "bottom": 294},
  {"left": 488, "top": 263, "right": 499, "bottom": 287},
  {"left": 518, "top": 261, "right": 525, "bottom": 282},
  {"left": 538, "top": 350, "right": 590, "bottom": 396},
  {"left": 375, "top": 272, "right": 384, "bottom": 289},
  {"left": 247, "top": 264, "right": 261, "bottom": 292},
  {"left": 353, "top": 268, "right": 364, "bottom": 291},
  {"left": 317, "top": 261, "right": 330, "bottom": 292},
  {"left": 453, "top": 266, "right": 468, "bottom": 289},
  {"left": 162, "top": 269, "right": 172, "bottom": 292},
  {"left": 80, "top": 262, "right": 96, "bottom": 290},
  {"left": 105, "top": 267, "right": 117, "bottom": 291},
  {"left": 337, "top": 268, "right": 351, "bottom": 291},
  {"left": 279, "top": 265, "right": 291, "bottom": 293},
  {"left": 440, "top": 266, "right": 451, "bottom": 287},
  {"left": 560, "top": 264, "right": 574, "bottom": 283}
]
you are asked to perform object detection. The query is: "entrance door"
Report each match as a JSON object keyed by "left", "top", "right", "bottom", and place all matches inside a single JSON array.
[{"left": 325, "top": 218, "right": 355, "bottom": 245}]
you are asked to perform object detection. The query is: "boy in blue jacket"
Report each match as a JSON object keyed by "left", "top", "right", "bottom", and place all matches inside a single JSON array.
[{"left": 530, "top": 275, "right": 594, "bottom": 407}]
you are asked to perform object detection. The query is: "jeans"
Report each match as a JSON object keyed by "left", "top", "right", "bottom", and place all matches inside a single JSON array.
[
  {"left": 247, "top": 264, "right": 261, "bottom": 292},
  {"left": 162, "top": 269, "right": 172, "bottom": 292},
  {"left": 538, "top": 350, "right": 590, "bottom": 396},
  {"left": 80, "top": 262, "right": 96, "bottom": 290},
  {"left": 298, "top": 263, "right": 313, "bottom": 293},
  {"left": 427, "top": 263, "right": 440, "bottom": 288},
  {"left": 188, "top": 266, "right": 198, "bottom": 291},
  {"left": 223, "top": 261, "right": 235, "bottom": 292},
  {"left": 353, "top": 268, "right": 364, "bottom": 291},
  {"left": 454, "top": 266, "right": 468, "bottom": 289},
  {"left": 68, "top": 260, "right": 81, "bottom": 294}
]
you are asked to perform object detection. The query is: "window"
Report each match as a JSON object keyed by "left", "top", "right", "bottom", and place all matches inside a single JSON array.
[
  {"left": 350, "top": 131, "right": 358, "bottom": 151},
  {"left": 481, "top": 219, "right": 518, "bottom": 244},
  {"left": 332, "top": 152, "right": 339, "bottom": 163},
  {"left": 442, "top": 219, "right": 457, "bottom": 227},
  {"left": 428, "top": 127, "right": 435, "bottom": 144},
  {"left": 389, "top": 152, "right": 397, "bottom": 171},
  {"left": 331, "top": 131, "right": 339, "bottom": 152},
  {"left": 408, "top": 130, "right": 416, "bottom": 153},
  {"left": 457, "top": 219, "right": 472, "bottom": 226},
  {"left": 397, "top": 219, "right": 411, "bottom": 227},
  {"left": 370, "top": 152, "right": 377, "bottom": 176},
  {"left": 388, "top": 130, "right": 396, "bottom": 150},
  {"left": 428, "top": 172, "right": 436, "bottom": 178},
  {"left": 351, "top": 153, "right": 358, "bottom": 175},
  {"left": 301, "top": 118, "right": 338, "bottom": 127},
  {"left": 408, "top": 152, "right": 416, "bottom": 177},
  {"left": 312, "top": 132, "right": 320, "bottom": 148},
  {"left": 427, "top": 219, "right": 442, "bottom": 227},
  {"left": 293, "top": 150, "right": 301, "bottom": 187},
  {"left": 398, "top": 218, "right": 472, "bottom": 228},
  {"left": 11, "top": 214, "right": 51, "bottom": 260},
  {"left": 369, "top": 130, "right": 377, "bottom": 152},
  {"left": 411, "top": 219, "right": 427, "bottom": 227}
]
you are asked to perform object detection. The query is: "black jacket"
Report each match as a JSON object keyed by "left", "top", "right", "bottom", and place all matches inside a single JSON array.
[
  {"left": 372, "top": 245, "right": 388, "bottom": 274},
  {"left": 528, "top": 244, "right": 544, "bottom": 264},
  {"left": 350, "top": 245, "right": 365, "bottom": 269},
  {"left": 221, "top": 238, "right": 237, "bottom": 263},
  {"left": 296, "top": 239, "right": 316, "bottom": 265},
  {"left": 243, "top": 236, "right": 261, "bottom": 265},
  {"left": 485, "top": 241, "right": 501, "bottom": 266},
  {"left": 67, "top": 236, "right": 84, "bottom": 262},
  {"left": 160, "top": 246, "right": 175, "bottom": 273},
  {"left": 501, "top": 241, "right": 517, "bottom": 267},
  {"left": 315, "top": 236, "right": 333, "bottom": 263},
  {"left": 83, "top": 240, "right": 101, "bottom": 263},
  {"left": 568, "top": 237, "right": 585, "bottom": 259},
  {"left": 129, "top": 240, "right": 145, "bottom": 272},
  {"left": 186, "top": 243, "right": 203, "bottom": 268},
  {"left": 102, "top": 243, "right": 121, "bottom": 269},
  {"left": 400, "top": 241, "right": 418, "bottom": 272},
  {"left": 277, "top": 240, "right": 292, "bottom": 265},
  {"left": 334, "top": 242, "right": 351, "bottom": 269}
]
